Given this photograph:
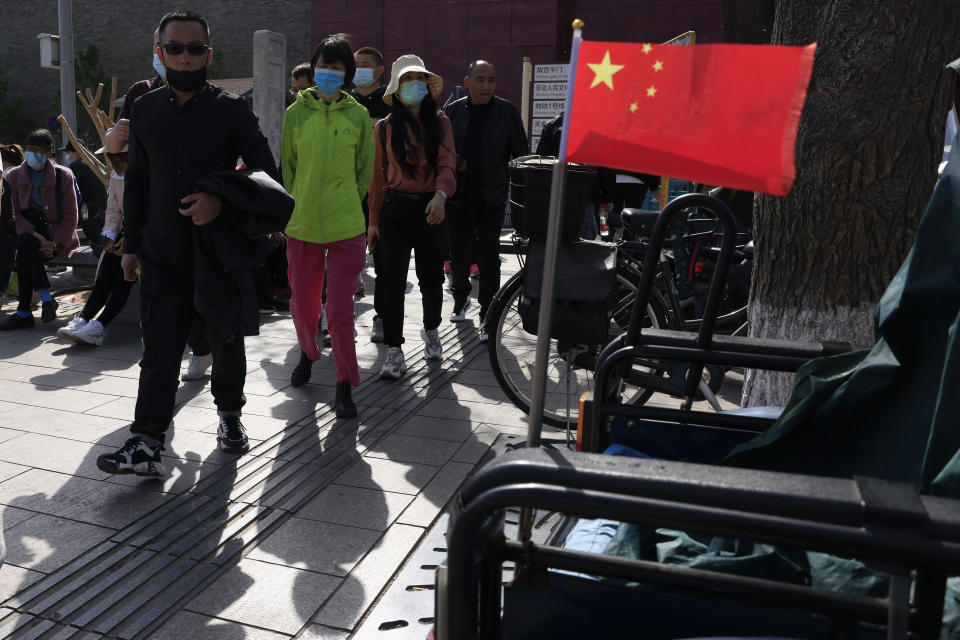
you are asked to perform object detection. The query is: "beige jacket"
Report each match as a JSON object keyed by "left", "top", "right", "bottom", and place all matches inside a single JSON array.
[{"left": 102, "top": 172, "right": 124, "bottom": 240}]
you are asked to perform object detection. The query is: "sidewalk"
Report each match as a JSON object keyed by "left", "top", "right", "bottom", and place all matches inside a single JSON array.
[{"left": 0, "top": 254, "right": 740, "bottom": 639}]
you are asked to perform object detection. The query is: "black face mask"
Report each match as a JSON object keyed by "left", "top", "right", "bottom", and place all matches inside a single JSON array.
[{"left": 165, "top": 65, "right": 207, "bottom": 92}]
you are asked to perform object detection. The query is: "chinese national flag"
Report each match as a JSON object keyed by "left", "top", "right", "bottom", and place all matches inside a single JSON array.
[{"left": 566, "top": 41, "right": 816, "bottom": 195}]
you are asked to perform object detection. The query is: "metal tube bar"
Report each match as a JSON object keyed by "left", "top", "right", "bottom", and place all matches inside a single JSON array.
[{"left": 58, "top": 0, "right": 77, "bottom": 148}]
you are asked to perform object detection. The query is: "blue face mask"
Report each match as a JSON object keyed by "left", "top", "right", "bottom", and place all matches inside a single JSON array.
[
  {"left": 354, "top": 68, "right": 376, "bottom": 89},
  {"left": 152, "top": 52, "right": 166, "bottom": 79},
  {"left": 314, "top": 68, "right": 345, "bottom": 97},
  {"left": 399, "top": 80, "right": 429, "bottom": 106},
  {"left": 25, "top": 151, "right": 47, "bottom": 170}
]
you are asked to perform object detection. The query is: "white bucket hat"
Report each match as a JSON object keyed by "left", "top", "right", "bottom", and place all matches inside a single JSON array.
[{"left": 383, "top": 54, "right": 443, "bottom": 106}]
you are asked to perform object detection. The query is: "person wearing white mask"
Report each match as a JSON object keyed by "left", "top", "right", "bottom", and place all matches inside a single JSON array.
[{"left": 366, "top": 54, "right": 457, "bottom": 379}]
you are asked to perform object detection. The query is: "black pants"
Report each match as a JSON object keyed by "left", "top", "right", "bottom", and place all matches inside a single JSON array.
[
  {"left": 130, "top": 257, "right": 245, "bottom": 446},
  {"left": 81, "top": 251, "right": 134, "bottom": 326},
  {"left": 377, "top": 192, "right": 445, "bottom": 347},
  {"left": 15, "top": 234, "right": 52, "bottom": 312},
  {"left": 449, "top": 200, "right": 505, "bottom": 320},
  {"left": 0, "top": 233, "right": 15, "bottom": 296}
]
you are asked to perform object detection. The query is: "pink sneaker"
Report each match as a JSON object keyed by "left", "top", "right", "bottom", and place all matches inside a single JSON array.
[
  {"left": 469, "top": 263, "right": 479, "bottom": 278},
  {"left": 443, "top": 260, "right": 451, "bottom": 274}
]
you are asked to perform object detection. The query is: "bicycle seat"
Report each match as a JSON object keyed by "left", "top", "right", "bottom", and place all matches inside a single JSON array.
[{"left": 620, "top": 208, "right": 660, "bottom": 237}]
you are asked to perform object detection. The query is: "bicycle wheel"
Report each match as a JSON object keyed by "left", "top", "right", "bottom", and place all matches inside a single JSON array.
[{"left": 487, "top": 266, "right": 669, "bottom": 429}]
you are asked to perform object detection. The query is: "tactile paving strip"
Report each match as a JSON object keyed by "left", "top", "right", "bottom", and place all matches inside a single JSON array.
[{"left": 0, "top": 314, "right": 489, "bottom": 640}]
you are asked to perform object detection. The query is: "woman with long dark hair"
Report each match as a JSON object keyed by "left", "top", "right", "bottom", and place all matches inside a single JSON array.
[{"left": 367, "top": 54, "right": 456, "bottom": 379}]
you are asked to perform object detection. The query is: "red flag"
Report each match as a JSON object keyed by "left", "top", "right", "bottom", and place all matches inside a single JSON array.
[{"left": 565, "top": 41, "right": 816, "bottom": 195}]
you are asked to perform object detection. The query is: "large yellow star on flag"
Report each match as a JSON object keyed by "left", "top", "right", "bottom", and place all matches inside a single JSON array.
[{"left": 587, "top": 50, "right": 624, "bottom": 90}]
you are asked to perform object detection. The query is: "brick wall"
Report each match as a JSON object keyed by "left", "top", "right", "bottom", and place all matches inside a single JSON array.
[
  {"left": 1, "top": 1, "right": 313, "bottom": 141},
  {"left": 1, "top": 0, "right": 720, "bottom": 143},
  {"left": 311, "top": 0, "right": 721, "bottom": 110}
]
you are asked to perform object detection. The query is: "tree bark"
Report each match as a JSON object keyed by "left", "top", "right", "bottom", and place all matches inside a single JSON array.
[
  {"left": 721, "top": 0, "right": 775, "bottom": 44},
  {"left": 744, "top": 0, "right": 960, "bottom": 406}
]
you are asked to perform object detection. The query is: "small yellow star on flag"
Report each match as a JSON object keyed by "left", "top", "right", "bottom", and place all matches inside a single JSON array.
[
  {"left": 587, "top": 50, "right": 624, "bottom": 90},
  {"left": 641, "top": 44, "right": 652, "bottom": 54},
  {"left": 646, "top": 85, "right": 657, "bottom": 97},
  {"left": 653, "top": 60, "right": 663, "bottom": 71},
  {"left": 629, "top": 102, "right": 638, "bottom": 113}
]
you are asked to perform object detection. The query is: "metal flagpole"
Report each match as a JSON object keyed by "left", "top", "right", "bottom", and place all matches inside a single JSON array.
[
  {"left": 58, "top": 0, "right": 77, "bottom": 150},
  {"left": 518, "top": 19, "right": 584, "bottom": 543}
]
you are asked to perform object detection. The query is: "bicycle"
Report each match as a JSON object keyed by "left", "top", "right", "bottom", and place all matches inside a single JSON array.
[{"left": 486, "top": 197, "right": 750, "bottom": 429}]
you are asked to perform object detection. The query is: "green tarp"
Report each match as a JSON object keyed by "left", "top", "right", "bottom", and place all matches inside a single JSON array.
[
  {"left": 601, "top": 133, "right": 960, "bottom": 635},
  {"left": 723, "top": 133, "right": 960, "bottom": 498}
]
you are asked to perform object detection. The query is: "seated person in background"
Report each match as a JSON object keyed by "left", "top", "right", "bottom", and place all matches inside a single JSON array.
[
  {"left": 62, "top": 141, "right": 108, "bottom": 253},
  {"left": 58, "top": 147, "right": 135, "bottom": 345},
  {"left": 0, "top": 129, "right": 79, "bottom": 330},
  {"left": 0, "top": 144, "right": 24, "bottom": 303}
]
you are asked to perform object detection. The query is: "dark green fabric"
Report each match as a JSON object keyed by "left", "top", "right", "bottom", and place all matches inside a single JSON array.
[
  {"left": 588, "top": 136, "right": 960, "bottom": 636},
  {"left": 723, "top": 134, "right": 960, "bottom": 498}
]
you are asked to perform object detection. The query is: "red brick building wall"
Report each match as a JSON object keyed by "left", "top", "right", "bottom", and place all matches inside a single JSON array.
[{"left": 311, "top": 0, "right": 720, "bottom": 109}]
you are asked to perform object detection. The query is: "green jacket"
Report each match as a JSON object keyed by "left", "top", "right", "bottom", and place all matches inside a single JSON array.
[{"left": 281, "top": 88, "right": 374, "bottom": 244}]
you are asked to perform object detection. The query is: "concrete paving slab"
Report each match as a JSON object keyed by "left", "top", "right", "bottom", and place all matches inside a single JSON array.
[
  {"left": 418, "top": 396, "right": 529, "bottom": 429},
  {"left": 0, "top": 564, "right": 44, "bottom": 602},
  {"left": 248, "top": 516, "right": 382, "bottom": 577},
  {"left": 53, "top": 478, "right": 175, "bottom": 529},
  {"left": 0, "top": 405, "right": 126, "bottom": 442},
  {"left": 451, "top": 424, "right": 500, "bottom": 465},
  {"left": 185, "top": 557, "right": 340, "bottom": 635},
  {"left": 299, "top": 623, "right": 351, "bottom": 639},
  {"left": 313, "top": 523, "right": 424, "bottom": 631},
  {"left": 393, "top": 415, "right": 478, "bottom": 443},
  {"left": 0, "top": 433, "right": 114, "bottom": 480},
  {"left": 4, "top": 513, "right": 115, "bottom": 573},
  {"left": 0, "top": 382, "right": 116, "bottom": 414},
  {"left": 396, "top": 461, "right": 475, "bottom": 529},
  {"left": 335, "top": 457, "right": 439, "bottom": 496},
  {"left": 152, "top": 610, "right": 290, "bottom": 639},
  {"left": 1, "top": 505, "right": 37, "bottom": 530},
  {"left": 364, "top": 433, "right": 461, "bottom": 467},
  {"left": 296, "top": 483, "right": 414, "bottom": 531}
]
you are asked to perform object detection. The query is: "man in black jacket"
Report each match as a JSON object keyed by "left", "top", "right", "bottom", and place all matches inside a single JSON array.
[
  {"left": 96, "top": 9, "right": 279, "bottom": 477},
  {"left": 444, "top": 60, "right": 527, "bottom": 339}
]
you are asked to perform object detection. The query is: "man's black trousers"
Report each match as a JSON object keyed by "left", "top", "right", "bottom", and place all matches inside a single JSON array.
[
  {"left": 449, "top": 200, "right": 504, "bottom": 320},
  {"left": 15, "top": 234, "right": 52, "bottom": 312},
  {"left": 131, "top": 257, "right": 245, "bottom": 446}
]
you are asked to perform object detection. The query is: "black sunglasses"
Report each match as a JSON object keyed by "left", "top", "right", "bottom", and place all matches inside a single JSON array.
[{"left": 161, "top": 42, "right": 209, "bottom": 56}]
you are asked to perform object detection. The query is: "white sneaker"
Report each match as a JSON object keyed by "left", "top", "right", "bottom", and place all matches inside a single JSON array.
[
  {"left": 450, "top": 299, "right": 471, "bottom": 322},
  {"left": 74, "top": 319, "right": 105, "bottom": 346},
  {"left": 57, "top": 315, "right": 87, "bottom": 341},
  {"left": 422, "top": 327, "right": 442, "bottom": 360},
  {"left": 379, "top": 347, "right": 407, "bottom": 379},
  {"left": 479, "top": 328, "right": 489, "bottom": 343},
  {"left": 182, "top": 352, "right": 213, "bottom": 380},
  {"left": 370, "top": 316, "right": 384, "bottom": 343}
]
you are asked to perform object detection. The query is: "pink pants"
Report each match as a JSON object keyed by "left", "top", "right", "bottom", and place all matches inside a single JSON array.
[{"left": 286, "top": 234, "right": 366, "bottom": 386}]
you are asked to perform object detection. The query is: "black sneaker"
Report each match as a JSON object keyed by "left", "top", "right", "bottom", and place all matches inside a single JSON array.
[
  {"left": 0, "top": 313, "right": 35, "bottom": 331},
  {"left": 41, "top": 299, "right": 59, "bottom": 323},
  {"left": 335, "top": 381, "right": 357, "bottom": 418},
  {"left": 291, "top": 350, "right": 314, "bottom": 387},
  {"left": 218, "top": 415, "right": 250, "bottom": 454},
  {"left": 96, "top": 437, "right": 165, "bottom": 476}
]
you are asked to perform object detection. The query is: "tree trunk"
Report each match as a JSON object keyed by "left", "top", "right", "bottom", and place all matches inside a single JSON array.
[
  {"left": 721, "top": 0, "right": 775, "bottom": 44},
  {"left": 743, "top": 0, "right": 960, "bottom": 406}
]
